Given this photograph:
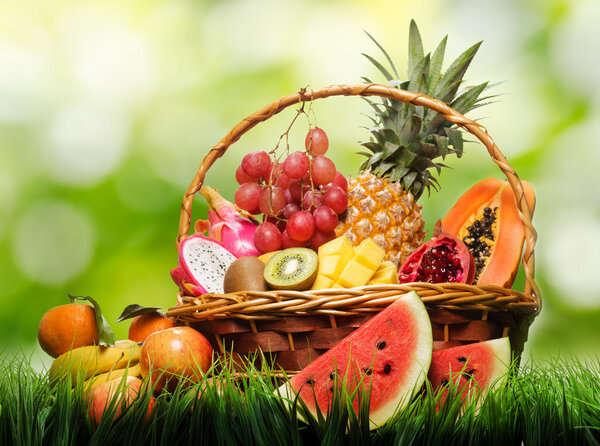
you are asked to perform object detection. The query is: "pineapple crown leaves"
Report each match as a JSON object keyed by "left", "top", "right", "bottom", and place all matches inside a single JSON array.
[{"left": 359, "top": 21, "right": 495, "bottom": 200}]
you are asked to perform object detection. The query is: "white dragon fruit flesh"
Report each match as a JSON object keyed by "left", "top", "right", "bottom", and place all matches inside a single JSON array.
[{"left": 170, "top": 233, "right": 237, "bottom": 296}]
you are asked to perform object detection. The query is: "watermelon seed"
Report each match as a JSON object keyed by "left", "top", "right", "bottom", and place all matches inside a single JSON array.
[
  {"left": 441, "top": 378, "right": 449, "bottom": 386},
  {"left": 383, "top": 364, "right": 391, "bottom": 374},
  {"left": 463, "top": 369, "right": 476, "bottom": 380},
  {"left": 329, "top": 386, "right": 334, "bottom": 392},
  {"left": 362, "top": 368, "right": 372, "bottom": 375},
  {"left": 305, "top": 378, "right": 315, "bottom": 386},
  {"left": 458, "top": 356, "right": 467, "bottom": 362},
  {"left": 376, "top": 340, "right": 386, "bottom": 349},
  {"left": 329, "top": 371, "right": 336, "bottom": 380}
]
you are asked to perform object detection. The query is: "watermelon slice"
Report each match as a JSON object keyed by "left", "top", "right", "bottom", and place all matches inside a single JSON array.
[
  {"left": 428, "top": 337, "right": 511, "bottom": 403},
  {"left": 278, "top": 291, "right": 432, "bottom": 430}
]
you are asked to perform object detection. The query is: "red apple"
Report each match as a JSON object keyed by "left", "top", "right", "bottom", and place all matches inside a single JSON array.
[
  {"left": 140, "top": 326, "right": 213, "bottom": 393},
  {"left": 88, "top": 376, "right": 155, "bottom": 429}
]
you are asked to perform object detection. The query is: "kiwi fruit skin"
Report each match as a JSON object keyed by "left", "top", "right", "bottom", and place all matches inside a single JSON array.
[
  {"left": 223, "top": 256, "right": 268, "bottom": 293},
  {"left": 263, "top": 248, "right": 318, "bottom": 291}
]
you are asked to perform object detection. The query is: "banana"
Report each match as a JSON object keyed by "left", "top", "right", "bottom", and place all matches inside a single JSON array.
[
  {"left": 49, "top": 340, "right": 141, "bottom": 384},
  {"left": 84, "top": 363, "right": 142, "bottom": 390}
]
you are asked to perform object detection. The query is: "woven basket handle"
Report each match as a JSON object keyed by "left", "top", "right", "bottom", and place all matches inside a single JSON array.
[{"left": 177, "top": 84, "right": 540, "bottom": 302}]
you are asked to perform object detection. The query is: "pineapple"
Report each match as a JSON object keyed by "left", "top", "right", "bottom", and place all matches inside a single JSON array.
[{"left": 336, "top": 20, "right": 491, "bottom": 266}]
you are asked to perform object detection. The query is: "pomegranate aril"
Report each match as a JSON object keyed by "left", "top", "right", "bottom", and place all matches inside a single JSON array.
[{"left": 242, "top": 151, "right": 271, "bottom": 178}]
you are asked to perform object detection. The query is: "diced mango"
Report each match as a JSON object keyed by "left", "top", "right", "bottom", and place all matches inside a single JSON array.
[
  {"left": 311, "top": 275, "right": 335, "bottom": 290},
  {"left": 315, "top": 235, "right": 355, "bottom": 282},
  {"left": 353, "top": 238, "right": 386, "bottom": 271},
  {"left": 367, "top": 261, "right": 399, "bottom": 285},
  {"left": 337, "top": 260, "right": 376, "bottom": 288},
  {"left": 318, "top": 235, "right": 354, "bottom": 258}
]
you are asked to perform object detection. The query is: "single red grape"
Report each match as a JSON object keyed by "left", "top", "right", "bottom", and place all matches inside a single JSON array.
[
  {"left": 258, "top": 186, "right": 286, "bottom": 217},
  {"left": 283, "top": 203, "right": 301, "bottom": 219},
  {"left": 254, "top": 222, "right": 282, "bottom": 253},
  {"left": 288, "top": 179, "right": 303, "bottom": 201},
  {"left": 305, "top": 127, "right": 329, "bottom": 155},
  {"left": 236, "top": 165, "right": 258, "bottom": 184},
  {"left": 235, "top": 182, "right": 262, "bottom": 212},
  {"left": 283, "top": 187, "right": 299, "bottom": 205},
  {"left": 309, "top": 229, "right": 337, "bottom": 250},
  {"left": 311, "top": 155, "right": 336, "bottom": 186},
  {"left": 286, "top": 210, "right": 315, "bottom": 242},
  {"left": 242, "top": 151, "right": 271, "bottom": 178},
  {"left": 323, "top": 183, "right": 348, "bottom": 215},
  {"left": 313, "top": 205, "right": 338, "bottom": 232},
  {"left": 282, "top": 230, "right": 307, "bottom": 249},
  {"left": 302, "top": 190, "right": 324, "bottom": 212},
  {"left": 283, "top": 151, "right": 310, "bottom": 179},
  {"left": 332, "top": 171, "right": 348, "bottom": 191},
  {"left": 266, "top": 163, "right": 290, "bottom": 189}
]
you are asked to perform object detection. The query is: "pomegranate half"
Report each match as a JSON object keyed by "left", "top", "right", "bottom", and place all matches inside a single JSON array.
[{"left": 398, "top": 222, "right": 475, "bottom": 284}]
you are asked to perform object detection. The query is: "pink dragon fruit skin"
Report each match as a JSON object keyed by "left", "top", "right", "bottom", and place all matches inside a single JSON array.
[
  {"left": 194, "top": 186, "right": 260, "bottom": 257},
  {"left": 170, "top": 233, "right": 237, "bottom": 296}
]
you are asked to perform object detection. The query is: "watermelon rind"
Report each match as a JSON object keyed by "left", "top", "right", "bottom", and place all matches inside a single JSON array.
[
  {"left": 428, "top": 337, "right": 512, "bottom": 402},
  {"left": 277, "top": 290, "right": 433, "bottom": 430},
  {"left": 480, "top": 337, "right": 511, "bottom": 391}
]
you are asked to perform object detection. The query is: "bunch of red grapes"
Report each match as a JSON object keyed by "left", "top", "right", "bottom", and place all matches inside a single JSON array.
[{"left": 234, "top": 128, "right": 348, "bottom": 253}]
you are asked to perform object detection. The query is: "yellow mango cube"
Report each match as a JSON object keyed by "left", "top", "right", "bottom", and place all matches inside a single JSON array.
[
  {"left": 353, "top": 238, "right": 385, "bottom": 271},
  {"left": 367, "top": 261, "right": 399, "bottom": 285},
  {"left": 319, "top": 255, "right": 343, "bottom": 279},
  {"left": 311, "top": 275, "right": 335, "bottom": 290},
  {"left": 318, "top": 235, "right": 354, "bottom": 258},
  {"left": 337, "top": 260, "right": 376, "bottom": 288},
  {"left": 316, "top": 235, "right": 355, "bottom": 281}
]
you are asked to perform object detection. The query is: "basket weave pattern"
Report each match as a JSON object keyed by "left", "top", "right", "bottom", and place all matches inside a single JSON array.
[{"left": 167, "top": 84, "right": 541, "bottom": 372}]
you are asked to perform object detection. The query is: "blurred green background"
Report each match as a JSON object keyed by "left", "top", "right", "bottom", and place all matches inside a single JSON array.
[{"left": 1, "top": 0, "right": 599, "bottom": 371}]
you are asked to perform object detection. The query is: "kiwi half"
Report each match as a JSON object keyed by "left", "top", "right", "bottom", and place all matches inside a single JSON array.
[
  {"left": 263, "top": 248, "right": 318, "bottom": 291},
  {"left": 223, "top": 256, "right": 267, "bottom": 293}
]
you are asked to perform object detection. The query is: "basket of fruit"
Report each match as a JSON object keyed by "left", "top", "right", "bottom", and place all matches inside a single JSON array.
[{"left": 166, "top": 25, "right": 540, "bottom": 379}]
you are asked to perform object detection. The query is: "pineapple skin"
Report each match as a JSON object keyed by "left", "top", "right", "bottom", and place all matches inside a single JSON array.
[{"left": 335, "top": 172, "right": 426, "bottom": 267}]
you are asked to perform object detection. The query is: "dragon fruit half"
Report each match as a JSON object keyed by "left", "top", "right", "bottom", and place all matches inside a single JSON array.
[
  {"left": 170, "top": 233, "right": 237, "bottom": 296},
  {"left": 194, "top": 186, "right": 260, "bottom": 257}
]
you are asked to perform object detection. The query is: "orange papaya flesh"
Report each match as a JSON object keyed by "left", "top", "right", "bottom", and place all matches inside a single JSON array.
[{"left": 441, "top": 178, "right": 535, "bottom": 288}]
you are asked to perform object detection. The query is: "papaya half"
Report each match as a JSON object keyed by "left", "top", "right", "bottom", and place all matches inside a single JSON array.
[{"left": 441, "top": 177, "right": 535, "bottom": 288}]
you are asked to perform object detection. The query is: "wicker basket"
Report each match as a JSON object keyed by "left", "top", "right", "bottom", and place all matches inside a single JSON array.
[{"left": 166, "top": 84, "right": 541, "bottom": 374}]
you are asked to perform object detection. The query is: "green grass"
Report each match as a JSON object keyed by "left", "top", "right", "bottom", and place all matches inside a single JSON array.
[{"left": 1, "top": 354, "right": 599, "bottom": 445}]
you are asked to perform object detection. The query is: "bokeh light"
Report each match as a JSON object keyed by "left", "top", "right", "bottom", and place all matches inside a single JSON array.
[{"left": 12, "top": 201, "right": 95, "bottom": 285}]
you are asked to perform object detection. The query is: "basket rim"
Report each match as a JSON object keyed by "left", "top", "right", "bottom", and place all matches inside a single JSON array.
[
  {"left": 167, "top": 283, "right": 539, "bottom": 322},
  {"left": 173, "top": 83, "right": 541, "bottom": 315}
]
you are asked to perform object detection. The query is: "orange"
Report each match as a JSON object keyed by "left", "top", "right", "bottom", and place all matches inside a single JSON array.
[
  {"left": 38, "top": 303, "right": 99, "bottom": 358},
  {"left": 128, "top": 311, "right": 177, "bottom": 343}
]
